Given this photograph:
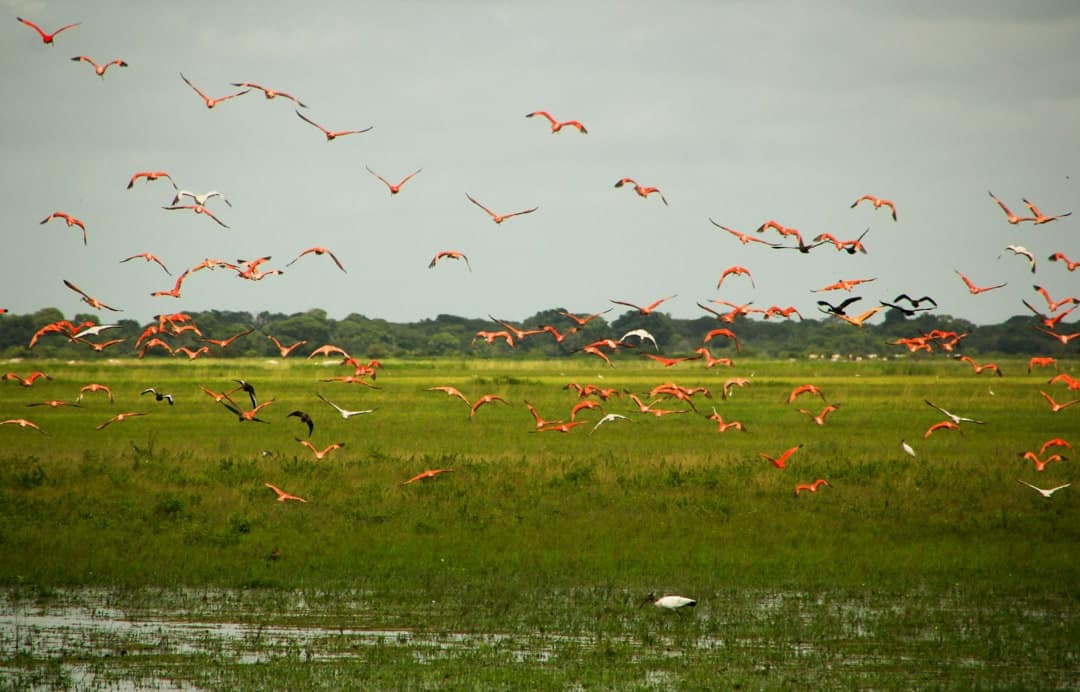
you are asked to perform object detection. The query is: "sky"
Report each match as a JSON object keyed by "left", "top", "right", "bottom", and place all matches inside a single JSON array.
[{"left": 2, "top": 0, "right": 1078, "bottom": 328}]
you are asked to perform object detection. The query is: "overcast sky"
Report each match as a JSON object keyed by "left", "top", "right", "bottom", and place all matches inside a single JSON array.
[{"left": 2, "top": 1, "right": 1078, "bottom": 328}]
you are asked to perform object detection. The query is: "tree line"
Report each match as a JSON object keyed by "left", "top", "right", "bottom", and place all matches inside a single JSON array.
[{"left": 0, "top": 306, "right": 1073, "bottom": 361}]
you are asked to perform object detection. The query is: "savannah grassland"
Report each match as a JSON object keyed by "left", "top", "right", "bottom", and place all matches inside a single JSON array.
[{"left": 0, "top": 355, "right": 1077, "bottom": 689}]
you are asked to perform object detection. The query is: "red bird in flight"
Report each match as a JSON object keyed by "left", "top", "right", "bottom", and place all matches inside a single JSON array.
[
  {"left": 295, "top": 109, "right": 372, "bottom": 140},
  {"left": 525, "top": 110, "right": 588, "bottom": 134},
  {"left": 180, "top": 73, "right": 250, "bottom": 109},
  {"left": 17, "top": 17, "right": 80, "bottom": 45}
]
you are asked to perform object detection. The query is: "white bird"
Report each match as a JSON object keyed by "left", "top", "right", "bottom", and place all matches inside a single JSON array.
[
  {"left": 171, "top": 189, "right": 232, "bottom": 207},
  {"left": 642, "top": 592, "right": 697, "bottom": 614},
  {"left": 590, "top": 413, "right": 631, "bottom": 434},
  {"left": 901, "top": 439, "right": 915, "bottom": 458},
  {"left": 999, "top": 245, "right": 1036, "bottom": 273},
  {"left": 316, "top": 393, "right": 375, "bottom": 419},
  {"left": 1016, "top": 480, "right": 1070, "bottom": 498},
  {"left": 72, "top": 323, "right": 121, "bottom": 340},
  {"left": 619, "top": 328, "right": 658, "bottom": 351},
  {"left": 924, "top": 400, "right": 985, "bottom": 425}
]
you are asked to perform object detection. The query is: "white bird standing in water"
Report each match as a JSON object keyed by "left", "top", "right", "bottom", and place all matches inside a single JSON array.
[{"left": 642, "top": 592, "right": 697, "bottom": 614}]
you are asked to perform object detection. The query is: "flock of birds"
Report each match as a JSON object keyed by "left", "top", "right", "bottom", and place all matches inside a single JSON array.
[{"left": 5, "top": 14, "right": 1079, "bottom": 611}]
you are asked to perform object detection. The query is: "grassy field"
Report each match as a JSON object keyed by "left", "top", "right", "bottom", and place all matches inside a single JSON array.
[{"left": 0, "top": 355, "right": 1077, "bottom": 688}]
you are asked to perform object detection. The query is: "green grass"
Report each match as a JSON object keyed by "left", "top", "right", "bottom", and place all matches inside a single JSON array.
[{"left": 0, "top": 356, "right": 1077, "bottom": 687}]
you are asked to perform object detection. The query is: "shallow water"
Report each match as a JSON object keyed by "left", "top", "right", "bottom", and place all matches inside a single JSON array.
[{"left": 1, "top": 586, "right": 1076, "bottom": 689}]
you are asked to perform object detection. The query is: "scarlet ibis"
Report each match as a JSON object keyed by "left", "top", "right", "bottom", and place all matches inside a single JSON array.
[
  {"left": 425, "top": 387, "right": 471, "bottom": 406},
  {"left": 40, "top": 211, "right": 87, "bottom": 245},
  {"left": 199, "top": 329, "right": 253, "bottom": 350},
  {"left": 799, "top": 404, "right": 841, "bottom": 426},
  {"left": 788, "top": 384, "right": 825, "bottom": 405},
  {"left": 180, "top": 73, "right": 250, "bottom": 109},
  {"left": 812, "top": 277, "right": 877, "bottom": 293},
  {"left": 230, "top": 81, "right": 306, "bottom": 107},
  {"left": 295, "top": 109, "right": 372, "bottom": 140},
  {"left": 162, "top": 203, "right": 229, "bottom": 228},
  {"left": 150, "top": 270, "right": 191, "bottom": 298},
  {"left": 1022, "top": 198, "right": 1071, "bottom": 225},
  {"left": 1019, "top": 451, "right": 1065, "bottom": 472},
  {"left": 1047, "top": 252, "right": 1079, "bottom": 271},
  {"left": 16, "top": 17, "right": 80, "bottom": 45},
  {"left": 614, "top": 178, "right": 668, "bottom": 205},
  {"left": 366, "top": 166, "right": 422, "bottom": 194},
  {"left": 1, "top": 418, "right": 44, "bottom": 432},
  {"left": 850, "top": 194, "right": 897, "bottom": 221},
  {"left": 26, "top": 399, "right": 77, "bottom": 410},
  {"left": 1040, "top": 438, "right": 1071, "bottom": 455},
  {"left": 955, "top": 270, "right": 1006, "bottom": 295},
  {"left": 609, "top": 295, "right": 676, "bottom": 315},
  {"left": 988, "top": 191, "right": 1036, "bottom": 224},
  {"left": 287, "top": 247, "right": 346, "bottom": 272},
  {"left": 267, "top": 335, "right": 308, "bottom": 358},
  {"left": 716, "top": 265, "right": 754, "bottom": 289},
  {"left": 558, "top": 308, "right": 612, "bottom": 325},
  {"left": 296, "top": 439, "right": 344, "bottom": 460},
  {"left": 761, "top": 444, "right": 803, "bottom": 468},
  {"left": 265, "top": 483, "right": 306, "bottom": 503},
  {"left": 525, "top": 110, "right": 588, "bottom": 133},
  {"left": 795, "top": 479, "right": 830, "bottom": 496},
  {"left": 221, "top": 399, "right": 274, "bottom": 423},
  {"left": 4, "top": 371, "right": 51, "bottom": 387},
  {"left": 956, "top": 355, "right": 1002, "bottom": 377},
  {"left": 466, "top": 194, "right": 538, "bottom": 224},
  {"left": 469, "top": 394, "right": 509, "bottom": 419},
  {"left": 709, "top": 219, "right": 776, "bottom": 246},
  {"left": 429, "top": 250, "right": 471, "bottom": 272},
  {"left": 403, "top": 468, "right": 453, "bottom": 485},
  {"left": 524, "top": 400, "right": 561, "bottom": 429},
  {"left": 77, "top": 383, "right": 113, "bottom": 403},
  {"left": 308, "top": 344, "right": 350, "bottom": 359},
  {"left": 1032, "top": 285, "right": 1079, "bottom": 312},
  {"left": 63, "top": 280, "right": 121, "bottom": 311},
  {"left": 1039, "top": 390, "right": 1079, "bottom": 412},
  {"left": 70, "top": 55, "right": 126, "bottom": 77},
  {"left": 127, "top": 171, "right": 175, "bottom": 190},
  {"left": 924, "top": 421, "right": 961, "bottom": 438},
  {"left": 121, "top": 252, "right": 171, "bottom": 275},
  {"left": 95, "top": 412, "right": 148, "bottom": 430}
]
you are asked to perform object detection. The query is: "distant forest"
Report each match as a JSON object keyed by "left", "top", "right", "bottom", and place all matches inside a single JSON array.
[{"left": 1, "top": 305, "right": 1075, "bottom": 362}]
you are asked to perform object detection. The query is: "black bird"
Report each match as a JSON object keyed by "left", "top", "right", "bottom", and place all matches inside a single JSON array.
[
  {"left": 879, "top": 300, "right": 935, "bottom": 317},
  {"left": 140, "top": 387, "right": 174, "bottom": 405},
  {"left": 772, "top": 237, "right": 828, "bottom": 254},
  {"left": 287, "top": 410, "right": 314, "bottom": 437},
  {"left": 816, "top": 296, "right": 862, "bottom": 316},
  {"left": 893, "top": 294, "right": 937, "bottom": 308},
  {"left": 231, "top": 379, "right": 257, "bottom": 408}
]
